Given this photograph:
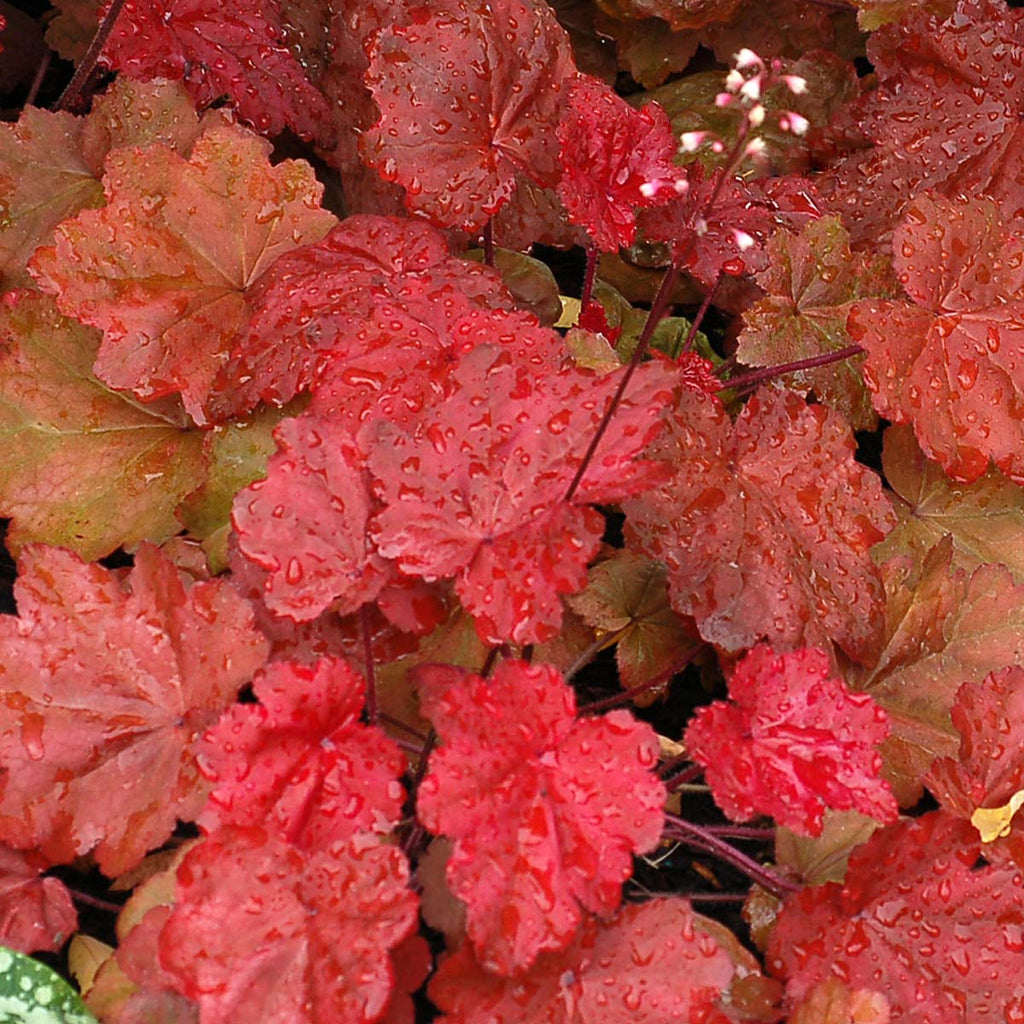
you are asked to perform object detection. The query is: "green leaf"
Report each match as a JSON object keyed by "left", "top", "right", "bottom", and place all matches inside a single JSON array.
[{"left": 0, "top": 947, "right": 98, "bottom": 1024}]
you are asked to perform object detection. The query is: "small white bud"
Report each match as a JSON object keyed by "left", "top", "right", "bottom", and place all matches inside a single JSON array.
[
  {"left": 639, "top": 181, "right": 658, "bottom": 198},
  {"left": 711, "top": 139, "right": 725, "bottom": 154},
  {"left": 747, "top": 104, "right": 766, "bottom": 127},
  {"left": 679, "top": 131, "right": 708, "bottom": 152},
  {"left": 724, "top": 69, "right": 745, "bottom": 93},
  {"left": 783, "top": 74, "right": 808, "bottom": 95},
  {"left": 739, "top": 76, "right": 762, "bottom": 102},
  {"left": 715, "top": 92, "right": 734, "bottom": 108},
  {"left": 673, "top": 178, "right": 688, "bottom": 194},
  {"left": 733, "top": 48, "right": 762, "bottom": 70},
  {"left": 783, "top": 111, "right": 810, "bottom": 135},
  {"left": 733, "top": 229, "right": 756, "bottom": 251},
  {"left": 744, "top": 137, "right": 767, "bottom": 157}
]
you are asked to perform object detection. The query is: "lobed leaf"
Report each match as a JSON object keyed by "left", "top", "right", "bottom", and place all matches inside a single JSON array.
[
  {"left": 768, "top": 811, "right": 1024, "bottom": 1021},
  {"left": 625, "top": 386, "right": 895, "bottom": 662},
  {"left": 850, "top": 193, "right": 1024, "bottom": 483},
  {"left": 361, "top": 0, "right": 577, "bottom": 230},
  {"left": 416, "top": 660, "right": 665, "bottom": 974},
  {"left": 0, "top": 292, "right": 206, "bottom": 560},
  {"left": 369, "top": 348, "right": 678, "bottom": 644},
  {"left": 0, "top": 543, "right": 269, "bottom": 875},
  {"left": 430, "top": 897, "right": 774, "bottom": 1023},
  {"left": 30, "top": 120, "right": 335, "bottom": 423},
  {"left": 198, "top": 658, "right": 406, "bottom": 850},
  {"left": 160, "top": 826, "right": 417, "bottom": 1024},
  {"left": 685, "top": 645, "right": 897, "bottom": 836},
  {"left": 101, "top": 0, "right": 333, "bottom": 143}
]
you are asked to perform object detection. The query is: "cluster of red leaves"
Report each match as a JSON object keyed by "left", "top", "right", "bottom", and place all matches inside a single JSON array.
[{"left": 1, "top": 0, "right": 1024, "bottom": 1020}]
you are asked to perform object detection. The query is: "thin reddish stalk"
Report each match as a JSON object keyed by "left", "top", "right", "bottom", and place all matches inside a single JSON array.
[
  {"left": 378, "top": 712, "right": 428, "bottom": 742},
  {"left": 578, "top": 644, "right": 703, "bottom": 715},
  {"left": 659, "top": 757, "right": 699, "bottom": 784},
  {"left": 564, "top": 120, "right": 756, "bottom": 504},
  {"left": 683, "top": 891, "right": 753, "bottom": 903},
  {"left": 563, "top": 626, "right": 628, "bottom": 683},
  {"left": 579, "top": 242, "right": 599, "bottom": 314},
  {"left": 360, "top": 604, "right": 377, "bottom": 724},
  {"left": 719, "top": 344, "right": 866, "bottom": 394},
  {"left": 702, "top": 823, "right": 776, "bottom": 841},
  {"left": 679, "top": 269, "right": 724, "bottom": 354},
  {"left": 482, "top": 220, "right": 495, "bottom": 267},
  {"left": 401, "top": 729, "right": 437, "bottom": 858},
  {"left": 27, "top": 51, "right": 51, "bottom": 108},
  {"left": 68, "top": 887, "right": 122, "bottom": 914},
  {"left": 564, "top": 261, "right": 680, "bottom": 503},
  {"left": 54, "top": 0, "right": 127, "bottom": 112},
  {"left": 663, "top": 813, "right": 799, "bottom": 897}
]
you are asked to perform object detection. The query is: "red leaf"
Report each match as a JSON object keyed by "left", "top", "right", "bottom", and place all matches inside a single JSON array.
[
  {"left": 624, "top": 387, "right": 895, "bottom": 661},
  {"left": 101, "top": 0, "right": 333, "bottom": 143},
  {"left": 685, "top": 645, "right": 897, "bottom": 836},
  {"left": 849, "top": 192, "right": 1024, "bottom": 483},
  {"left": 361, "top": 0, "right": 577, "bottom": 230},
  {"left": 232, "top": 415, "right": 390, "bottom": 622},
  {"left": 309, "top": 302, "right": 566, "bottom": 437},
  {"left": 198, "top": 658, "right": 405, "bottom": 850},
  {"left": 416, "top": 660, "right": 665, "bottom": 974},
  {"left": 0, "top": 543, "right": 269, "bottom": 875},
  {"left": 768, "top": 811, "right": 1024, "bottom": 1021},
  {"left": 556, "top": 75, "right": 683, "bottom": 251},
  {"left": 925, "top": 666, "right": 1024, "bottom": 863},
  {"left": 160, "top": 826, "right": 417, "bottom": 1024},
  {"left": 369, "top": 348, "right": 678, "bottom": 644},
  {"left": 215, "top": 214, "right": 513, "bottom": 414},
  {"left": 429, "top": 897, "right": 773, "bottom": 1023},
  {"left": 820, "top": 0, "right": 1024, "bottom": 245},
  {"left": 29, "top": 120, "right": 335, "bottom": 423},
  {"left": 0, "top": 846, "right": 77, "bottom": 955}
]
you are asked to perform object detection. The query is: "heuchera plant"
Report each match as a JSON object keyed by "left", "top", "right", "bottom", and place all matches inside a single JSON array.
[{"left": 3, "top": 0, "right": 1024, "bottom": 1019}]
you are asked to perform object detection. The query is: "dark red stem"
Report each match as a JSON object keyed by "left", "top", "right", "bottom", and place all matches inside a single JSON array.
[
  {"left": 659, "top": 757, "right": 699, "bottom": 783},
  {"left": 27, "top": 50, "right": 51, "bottom": 108},
  {"left": 663, "top": 812, "right": 799, "bottom": 898},
  {"left": 401, "top": 729, "right": 437, "bottom": 857},
  {"left": 54, "top": 0, "right": 127, "bottom": 112},
  {"left": 702, "top": 823, "right": 777, "bottom": 840},
  {"left": 564, "top": 262, "right": 680, "bottom": 503},
  {"left": 679, "top": 270, "right": 724, "bottom": 355},
  {"left": 377, "top": 712, "right": 428, "bottom": 742},
  {"left": 482, "top": 220, "right": 495, "bottom": 267},
  {"left": 563, "top": 626, "right": 629, "bottom": 683},
  {"left": 578, "top": 644, "right": 703, "bottom": 715},
  {"left": 360, "top": 604, "right": 377, "bottom": 724},
  {"left": 580, "top": 242, "right": 599, "bottom": 314},
  {"left": 67, "top": 887, "right": 122, "bottom": 914},
  {"left": 719, "top": 344, "right": 865, "bottom": 394}
]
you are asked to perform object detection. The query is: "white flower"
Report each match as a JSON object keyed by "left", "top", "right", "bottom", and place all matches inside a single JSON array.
[
  {"left": 739, "top": 76, "right": 762, "bottom": 102},
  {"left": 733, "top": 229, "right": 756, "bottom": 251},
  {"left": 679, "top": 131, "right": 708, "bottom": 152},
  {"left": 733, "top": 48, "right": 763, "bottom": 70}
]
